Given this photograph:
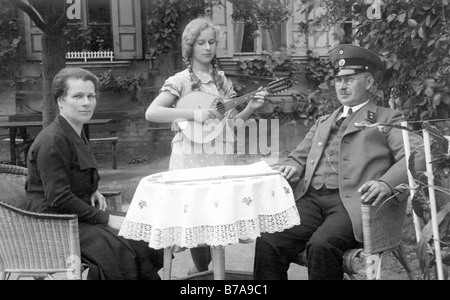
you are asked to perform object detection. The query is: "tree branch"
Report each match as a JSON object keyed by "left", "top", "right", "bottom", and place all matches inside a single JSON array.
[
  {"left": 8, "top": 0, "right": 46, "bottom": 31},
  {"left": 30, "top": 0, "right": 67, "bottom": 31}
]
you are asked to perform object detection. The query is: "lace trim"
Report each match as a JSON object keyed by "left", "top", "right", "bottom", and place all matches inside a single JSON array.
[{"left": 119, "top": 206, "right": 300, "bottom": 249}]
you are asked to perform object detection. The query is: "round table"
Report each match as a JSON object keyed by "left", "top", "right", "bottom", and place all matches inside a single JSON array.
[{"left": 119, "top": 164, "right": 300, "bottom": 279}]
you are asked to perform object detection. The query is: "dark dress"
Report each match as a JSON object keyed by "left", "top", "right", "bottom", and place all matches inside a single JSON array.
[{"left": 25, "top": 115, "right": 163, "bottom": 280}]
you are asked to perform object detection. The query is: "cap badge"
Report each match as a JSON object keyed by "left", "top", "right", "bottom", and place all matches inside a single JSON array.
[{"left": 339, "top": 59, "right": 346, "bottom": 67}]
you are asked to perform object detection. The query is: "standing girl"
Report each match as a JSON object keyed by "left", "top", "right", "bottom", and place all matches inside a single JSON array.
[{"left": 145, "top": 17, "right": 266, "bottom": 274}]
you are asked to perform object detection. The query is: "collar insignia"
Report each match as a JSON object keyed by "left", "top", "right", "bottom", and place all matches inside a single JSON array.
[{"left": 366, "top": 111, "right": 377, "bottom": 123}]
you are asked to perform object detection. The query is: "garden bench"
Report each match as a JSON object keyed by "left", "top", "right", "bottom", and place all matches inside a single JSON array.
[
  {"left": 7, "top": 113, "right": 126, "bottom": 169},
  {"left": 89, "top": 136, "right": 119, "bottom": 169},
  {"left": 88, "top": 112, "right": 127, "bottom": 170}
]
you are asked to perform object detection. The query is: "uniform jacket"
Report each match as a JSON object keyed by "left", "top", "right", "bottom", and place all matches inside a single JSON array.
[{"left": 281, "top": 101, "right": 425, "bottom": 242}]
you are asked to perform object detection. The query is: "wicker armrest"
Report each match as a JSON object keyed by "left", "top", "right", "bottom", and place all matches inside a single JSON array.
[
  {"left": 0, "top": 164, "right": 28, "bottom": 176},
  {"left": 0, "top": 201, "right": 77, "bottom": 221},
  {"left": 361, "top": 197, "right": 408, "bottom": 254}
]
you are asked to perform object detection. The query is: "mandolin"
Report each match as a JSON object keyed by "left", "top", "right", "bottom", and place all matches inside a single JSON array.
[{"left": 175, "top": 77, "right": 292, "bottom": 144}]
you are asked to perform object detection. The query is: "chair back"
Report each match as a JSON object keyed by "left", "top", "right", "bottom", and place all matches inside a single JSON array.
[
  {"left": 0, "top": 164, "right": 28, "bottom": 208},
  {"left": 0, "top": 201, "right": 81, "bottom": 279}
]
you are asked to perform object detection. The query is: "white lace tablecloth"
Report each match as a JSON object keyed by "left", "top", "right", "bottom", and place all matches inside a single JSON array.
[{"left": 119, "top": 163, "right": 300, "bottom": 249}]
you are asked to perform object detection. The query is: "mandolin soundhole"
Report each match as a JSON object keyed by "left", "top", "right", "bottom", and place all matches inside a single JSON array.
[{"left": 216, "top": 101, "right": 226, "bottom": 115}]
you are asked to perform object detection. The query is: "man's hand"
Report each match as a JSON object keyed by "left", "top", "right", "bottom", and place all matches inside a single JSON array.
[
  {"left": 273, "top": 165, "right": 300, "bottom": 182},
  {"left": 358, "top": 180, "right": 393, "bottom": 206},
  {"left": 91, "top": 190, "right": 108, "bottom": 211}
]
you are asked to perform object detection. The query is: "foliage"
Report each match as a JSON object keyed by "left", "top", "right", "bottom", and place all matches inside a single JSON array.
[
  {"left": 303, "top": 0, "right": 450, "bottom": 127},
  {"left": 97, "top": 70, "right": 147, "bottom": 102},
  {"left": 146, "top": 0, "right": 222, "bottom": 58},
  {"left": 146, "top": 0, "right": 292, "bottom": 58},
  {"left": 228, "top": 0, "right": 292, "bottom": 35},
  {"left": 357, "top": 120, "right": 450, "bottom": 280},
  {"left": 304, "top": 50, "right": 333, "bottom": 89},
  {"left": 410, "top": 122, "right": 450, "bottom": 280},
  {"left": 0, "top": 5, "right": 21, "bottom": 79},
  {"left": 65, "top": 26, "right": 112, "bottom": 51},
  {"left": 238, "top": 48, "right": 294, "bottom": 77},
  {"left": 8, "top": 0, "right": 70, "bottom": 127},
  {"left": 295, "top": 89, "right": 339, "bottom": 125}
]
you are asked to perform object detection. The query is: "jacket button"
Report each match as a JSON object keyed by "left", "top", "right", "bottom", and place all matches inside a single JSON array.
[
  {"left": 318, "top": 142, "right": 323, "bottom": 147},
  {"left": 311, "top": 160, "right": 314, "bottom": 165}
]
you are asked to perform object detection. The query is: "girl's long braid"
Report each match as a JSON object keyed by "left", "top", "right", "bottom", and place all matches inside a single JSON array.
[
  {"left": 210, "top": 57, "right": 226, "bottom": 96},
  {"left": 187, "top": 57, "right": 226, "bottom": 96},
  {"left": 186, "top": 60, "right": 202, "bottom": 92}
]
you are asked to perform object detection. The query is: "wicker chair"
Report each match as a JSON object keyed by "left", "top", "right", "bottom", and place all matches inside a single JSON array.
[
  {"left": 0, "top": 201, "right": 82, "bottom": 280},
  {"left": 0, "top": 164, "right": 123, "bottom": 280},
  {"left": 296, "top": 196, "right": 415, "bottom": 280}
]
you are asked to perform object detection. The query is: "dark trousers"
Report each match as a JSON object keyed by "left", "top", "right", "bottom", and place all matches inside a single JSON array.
[{"left": 253, "top": 187, "right": 359, "bottom": 280}]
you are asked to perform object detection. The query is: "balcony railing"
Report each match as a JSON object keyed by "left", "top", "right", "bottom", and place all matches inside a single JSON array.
[{"left": 66, "top": 51, "right": 114, "bottom": 62}]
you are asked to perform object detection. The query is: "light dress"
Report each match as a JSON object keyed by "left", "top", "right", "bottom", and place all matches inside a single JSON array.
[{"left": 160, "top": 68, "right": 238, "bottom": 171}]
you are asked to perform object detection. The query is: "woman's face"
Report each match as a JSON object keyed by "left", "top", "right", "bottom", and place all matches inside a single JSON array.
[
  {"left": 192, "top": 27, "right": 217, "bottom": 67},
  {"left": 58, "top": 78, "right": 97, "bottom": 128}
]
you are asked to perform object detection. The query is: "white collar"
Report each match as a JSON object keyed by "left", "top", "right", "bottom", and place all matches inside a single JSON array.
[{"left": 342, "top": 100, "right": 369, "bottom": 117}]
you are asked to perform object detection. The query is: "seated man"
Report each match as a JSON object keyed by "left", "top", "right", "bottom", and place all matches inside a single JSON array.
[{"left": 253, "top": 44, "right": 426, "bottom": 280}]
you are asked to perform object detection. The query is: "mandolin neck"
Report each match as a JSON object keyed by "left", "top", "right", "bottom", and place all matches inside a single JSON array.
[{"left": 223, "top": 89, "right": 265, "bottom": 112}]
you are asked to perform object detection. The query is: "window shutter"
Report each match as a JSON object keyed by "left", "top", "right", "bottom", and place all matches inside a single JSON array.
[
  {"left": 307, "top": 6, "right": 337, "bottom": 56},
  {"left": 23, "top": 12, "right": 43, "bottom": 61},
  {"left": 111, "top": 0, "right": 143, "bottom": 60},
  {"left": 212, "top": 0, "right": 233, "bottom": 58}
]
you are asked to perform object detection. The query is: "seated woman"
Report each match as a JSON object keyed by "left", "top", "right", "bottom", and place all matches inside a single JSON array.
[{"left": 24, "top": 67, "right": 164, "bottom": 280}]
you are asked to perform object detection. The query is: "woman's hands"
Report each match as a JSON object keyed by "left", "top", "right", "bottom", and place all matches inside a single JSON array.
[
  {"left": 108, "top": 214, "right": 125, "bottom": 230},
  {"left": 91, "top": 190, "right": 125, "bottom": 230},
  {"left": 90, "top": 190, "right": 108, "bottom": 211}
]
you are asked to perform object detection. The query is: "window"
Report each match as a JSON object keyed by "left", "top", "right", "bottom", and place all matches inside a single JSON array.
[
  {"left": 261, "top": 23, "right": 287, "bottom": 52},
  {"left": 66, "top": 0, "right": 113, "bottom": 52},
  {"left": 23, "top": 0, "right": 142, "bottom": 61}
]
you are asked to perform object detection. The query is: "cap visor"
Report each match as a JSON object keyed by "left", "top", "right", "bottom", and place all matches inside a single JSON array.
[{"left": 337, "top": 69, "right": 357, "bottom": 77}]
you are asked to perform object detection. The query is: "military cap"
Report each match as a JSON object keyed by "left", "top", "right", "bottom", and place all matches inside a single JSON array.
[{"left": 329, "top": 44, "right": 384, "bottom": 77}]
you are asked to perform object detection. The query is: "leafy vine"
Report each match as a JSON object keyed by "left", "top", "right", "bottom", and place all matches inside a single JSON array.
[
  {"left": 0, "top": 8, "right": 22, "bottom": 79},
  {"left": 146, "top": 0, "right": 222, "bottom": 58},
  {"left": 97, "top": 70, "right": 147, "bottom": 101}
]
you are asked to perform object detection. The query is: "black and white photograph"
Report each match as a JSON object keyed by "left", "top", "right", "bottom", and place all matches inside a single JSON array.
[{"left": 0, "top": 0, "right": 449, "bottom": 284}]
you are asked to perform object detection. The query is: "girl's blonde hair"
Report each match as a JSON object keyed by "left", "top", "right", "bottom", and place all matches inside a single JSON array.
[{"left": 181, "top": 17, "right": 226, "bottom": 95}]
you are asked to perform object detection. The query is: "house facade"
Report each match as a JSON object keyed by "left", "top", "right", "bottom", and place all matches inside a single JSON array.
[
  {"left": 1, "top": 0, "right": 341, "bottom": 164},
  {"left": 18, "top": 0, "right": 340, "bottom": 73}
]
